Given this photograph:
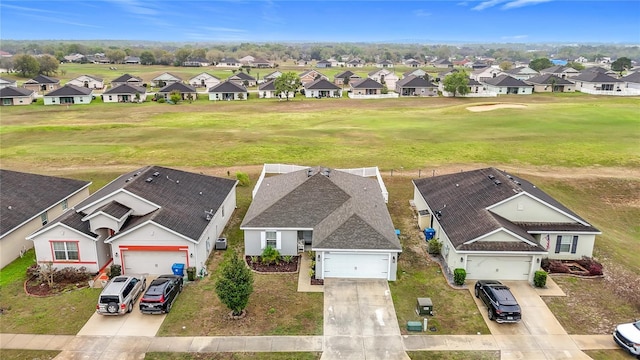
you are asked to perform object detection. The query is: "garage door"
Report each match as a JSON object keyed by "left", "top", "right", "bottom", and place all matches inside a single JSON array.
[
  {"left": 123, "top": 250, "right": 187, "bottom": 275},
  {"left": 323, "top": 253, "right": 389, "bottom": 279},
  {"left": 466, "top": 255, "right": 532, "bottom": 281}
]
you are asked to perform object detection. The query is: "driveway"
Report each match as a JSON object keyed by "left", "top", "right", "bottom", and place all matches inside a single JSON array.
[{"left": 321, "top": 278, "right": 410, "bottom": 360}]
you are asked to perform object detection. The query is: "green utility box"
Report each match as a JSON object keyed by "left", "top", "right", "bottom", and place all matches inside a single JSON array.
[
  {"left": 407, "top": 321, "right": 423, "bottom": 332},
  {"left": 416, "top": 297, "right": 433, "bottom": 316}
]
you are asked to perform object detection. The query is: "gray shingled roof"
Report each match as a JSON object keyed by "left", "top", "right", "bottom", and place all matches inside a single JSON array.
[
  {"left": 24, "top": 74, "right": 59, "bottom": 84},
  {"left": 229, "top": 72, "right": 256, "bottom": 81},
  {"left": 103, "top": 84, "right": 146, "bottom": 95},
  {"left": 0, "top": 86, "right": 34, "bottom": 97},
  {"left": 396, "top": 75, "right": 436, "bottom": 88},
  {"left": 242, "top": 168, "right": 401, "bottom": 251},
  {"left": 45, "top": 84, "right": 93, "bottom": 96},
  {"left": 94, "top": 201, "right": 131, "bottom": 219},
  {"left": 572, "top": 71, "right": 623, "bottom": 83},
  {"left": 334, "top": 70, "right": 355, "bottom": 79},
  {"left": 0, "top": 77, "right": 16, "bottom": 84},
  {"left": 74, "top": 166, "right": 237, "bottom": 242},
  {"left": 209, "top": 81, "right": 247, "bottom": 93},
  {"left": 74, "top": 74, "right": 103, "bottom": 82},
  {"left": 0, "top": 170, "right": 90, "bottom": 237},
  {"left": 112, "top": 74, "right": 142, "bottom": 83},
  {"left": 158, "top": 82, "right": 196, "bottom": 93},
  {"left": 258, "top": 79, "right": 276, "bottom": 91},
  {"left": 621, "top": 71, "right": 640, "bottom": 83},
  {"left": 412, "top": 168, "right": 598, "bottom": 252},
  {"left": 305, "top": 78, "right": 340, "bottom": 90},
  {"left": 482, "top": 74, "right": 532, "bottom": 87},
  {"left": 525, "top": 74, "right": 574, "bottom": 85},
  {"left": 351, "top": 78, "right": 383, "bottom": 89}
]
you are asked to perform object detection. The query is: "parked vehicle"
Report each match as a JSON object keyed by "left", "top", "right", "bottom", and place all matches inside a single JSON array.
[
  {"left": 139, "top": 274, "right": 183, "bottom": 314},
  {"left": 474, "top": 280, "right": 522, "bottom": 323},
  {"left": 96, "top": 275, "right": 146, "bottom": 315},
  {"left": 613, "top": 320, "right": 640, "bottom": 358}
]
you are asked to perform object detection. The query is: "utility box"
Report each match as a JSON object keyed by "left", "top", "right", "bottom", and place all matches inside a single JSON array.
[
  {"left": 423, "top": 228, "right": 436, "bottom": 241},
  {"left": 416, "top": 297, "right": 433, "bottom": 316},
  {"left": 407, "top": 321, "right": 423, "bottom": 332},
  {"left": 215, "top": 238, "right": 227, "bottom": 250},
  {"left": 417, "top": 210, "right": 431, "bottom": 230}
]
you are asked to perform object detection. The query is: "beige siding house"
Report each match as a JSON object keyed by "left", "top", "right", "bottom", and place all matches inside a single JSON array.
[
  {"left": 0, "top": 86, "right": 36, "bottom": 105},
  {"left": 68, "top": 75, "right": 104, "bottom": 89}
]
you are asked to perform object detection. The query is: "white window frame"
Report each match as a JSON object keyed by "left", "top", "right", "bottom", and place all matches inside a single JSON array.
[
  {"left": 41, "top": 212, "right": 48, "bottom": 225},
  {"left": 558, "top": 236, "right": 572, "bottom": 253},
  {"left": 52, "top": 241, "right": 79, "bottom": 261},
  {"left": 61, "top": 199, "right": 68, "bottom": 210},
  {"left": 261, "top": 230, "right": 281, "bottom": 250}
]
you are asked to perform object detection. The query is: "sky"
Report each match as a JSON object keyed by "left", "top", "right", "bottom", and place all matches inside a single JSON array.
[{"left": 1, "top": 0, "right": 639, "bottom": 44}]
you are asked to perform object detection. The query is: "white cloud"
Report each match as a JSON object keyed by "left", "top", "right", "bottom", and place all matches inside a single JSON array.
[
  {"left": 106, "top": 0, "right": 158, "bottom": 16},
  {"left": 501, "top": 34, "right": 528, "bottom": 40},
  {"left": 413, "top": 9, "right": 431, "bottom": 17},
  {"left": 0, "top": 3, "right": 60, "bottom": 14},
  {"left": 472, "top": 0, "right": 506, "bottom": 11},
  {"left": 502, "top": 0, "right": 553, "bottom": 9}
]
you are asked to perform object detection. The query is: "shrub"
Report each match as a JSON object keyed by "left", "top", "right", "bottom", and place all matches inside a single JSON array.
[
  {"left": 577, "top": 256, "right": 604, "bottom": 275},
  {"left": 453, "top": 268, "right": 466, "bottom": 286},
  {"left": 283, "top": 255, "right": 293, "bottom": 263},
  {"left": 215, "top": 252, "right": 253, "bottom": 316},
  {"left": 261, "top": 246, "right": 280, "bottom": 265},
  {"left": 548, "top": 260, "right": 570, "bottom": 273},
  {"left": 26, "top": 264, "right": 39, "bottom": 278},
  {"left": 157, "top": 97, "right": 165, "bottom": 103},
  {"left": 109, "top": 264, "right": 122, "bottom": 279},
  {"left": 533, "top": 270, "right": 548, "bottom": 288},
  {"left": 309, "top": 269, "right": 315, "bottom": 278},
  {"left": 540, "top": 258, "right": 551, "bottom": 271},
  {"left": 427, "top": 239, "right": 442, "bottom": 254},
  {"left": 250, "top": 256, "right": 258, "bottom": 264},
  {"left": 56, "top": 267, "right": 91, "bottom": 283},
  {"left": 236, "top": 172, "right": 250, "bottom": 186}
]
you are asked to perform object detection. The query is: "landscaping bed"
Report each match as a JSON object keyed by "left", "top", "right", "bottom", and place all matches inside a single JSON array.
[{"left": 246, "top": 256, "right": 299, "bottom": 273}]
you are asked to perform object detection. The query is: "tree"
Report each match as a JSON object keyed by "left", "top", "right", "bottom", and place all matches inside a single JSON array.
[
  {"left": 529, "top": 58, "right": 553, "bottom": 72},
  {"left": 140, "top": 51, "right": 155, "bottom": 65},
  {"left": 566, "top": 61, "right": 585, "bottom": 71},
  {"left": 443, "top": 71, "right": 470, "bottom": 97},
  {"left": 215, "top": 252, "right": 254, "bottom": 316},
  {"left": 499, "top": 61, "right": 513, "bottom": 71},
  {"left": 106, "top": 49, "right": 126, "bottom": 64},
  {"left": 169, "top": 90, "right": 182, "bottom": 104},
  {"left": 274, "top": 72, "right": 301, "bottom": 101},
  {"left": 37, "top": 55, "right": 59, "bottom": 75},
  {"left": 13, "top": 54, "right": 40, "bottom": 77},
  {"left": 611, "top": 57, "right": 632, "bottom": 73}
]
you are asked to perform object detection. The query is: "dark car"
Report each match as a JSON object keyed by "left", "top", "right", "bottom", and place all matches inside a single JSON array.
[
  {"left": 139, "top": 274, "right": 183, "bottom": 314},
  {"left": 474, "top": 280, "right": 522, "bottom": 323}
]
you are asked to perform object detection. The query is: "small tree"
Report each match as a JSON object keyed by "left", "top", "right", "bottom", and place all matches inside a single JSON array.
[
  {"left": 236, "top": 172, "right": 250, "bottom": 186},
  {"left": 215, "top": 252, "right": 254, "bottom": 316},
  {"left": 13, "top": 54, "right": 40, "bottom": 77},
  {"left": 533, "top": 270, "right": 547, "bottom": 288},
  {"left": 427, "top": 239, "right": 442, "bottom": 255},
  {"left": 453, "top": 268, "right": 466, "bottom": 286},
  {"left": 443, "top": 71, "right": 470, "bottom": 97},
  {"left": 169, "top": 90, "right": 181, "bottom": 104},
  {"left": 275, "top": 72, "right": 302, "bottom": 101},
  {"left": 134, "top": 92, "right": 141, "bottom": 103},
  {"left": 529, "top": 58, "right": 553, "bottom": 72}
]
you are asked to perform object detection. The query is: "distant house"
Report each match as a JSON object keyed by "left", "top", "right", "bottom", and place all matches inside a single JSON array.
[
  {"left": 124, "top": 56, "right": 141, "bottom": 64},
  {"left": 239, "top": 55, "right": 255, "bottom": 65},
  {"left": 251, "top": 58, "right": 272, "bottom": 68},
  {"left": 68, "top": 75, "right": 104, "bottom": 89},
  {"left": 208, "top": 81, "right": 248, "bottom": 101},
  {"left": 368, "top": 69, "right": 398, "bottom": 90},
  {"left": 102, "top": 84, "right": 147, "bottom": 103},
  {"left": 44, "top": 84, "right": 93, "bottom": 105},
  {"left": 621, "top": 71, "right": 640, "bottom": 90},
  {"left": 436, "top": 69, "right": 459, "bottom": 82},
  {"left": 582, "top": 66, "right": 618, "bottom": 77},
  {"left": 0, "top": 86, "right": 36, "bottom": 105},
  {"left": 525, "top": 74, "right": 575, "bottom": 93},
  {"left": 316, "top": 60, "right": 332, "bottom": 68},
  {"left": 228, "top": 72, "right": 256, "bottom": 87},
  {"left": 574, "top": 56, "right": 589, "bottom": 64},
  {"left": 350, "top": 78, "right": 384, "bottom": 96},
  {"left": 0, "top": 77, "right": 17, "bottom": 89},
  {"left": 571, "top": 71, "right": 625, "bottom": 94},
  {"left": 299, "top": 70, "right": 328, "bottom": 86},
  {"left": 333, "top": 70, "right": 361, "bottom": 86},
  {"left": 404, "top": 59, "right": 421, "bottom": 68},
  {"left": 151, "top": 73, "right": 182, "bottom": 88},
  {"left": 217, "top": 58, "right": 241, "bottom": 67},
  {"left": 432, "top": 59, "right": 453, "bottom": 69},
  {"left": 0, "top": 169, "right": 90, "bottom": 269},
  {"left": 503, "top": 66, "right": 539, "bottom": 81},
  {"left": 111, "top": 74, "right": 143, "bottom": 88},
  {"left": 304, "top": 78, "right": 341, "bottom": 98},
  {"left": 63, "top": 53, "right": 85, "bottom": 63},
  {"left": 346, "top": 58, "right": 364, "bottom": 68},
  {"left": 183, "top": 58, "right": 210, "bottom": 67},
  {"left": 482, "top": 74, "right": 533, "bottom": 95},
  {"left": 189, "top": 72, "right": 220, "bottom": 90},
  {"left": 403, "top": 69, "right": 427, "bottom": 79},
  {"left": 263, "top": 71, "right": 282, "bottom": 81},
  {"left": 376, "top": 60, "right": 394, "bottom": 68},
  {"left": 23, "top": 75, "right": 60, "bottom": 93},
  {"left": 258, "top": 79, "right": 293, "bottom": 99},
  {"left": 539, "top": 65, "right": 580, "bottom": 79},
  {"left": 157, "top": 82, "right": 197, "bottom": 101},
  {"left": 395, "top": 75, "right": 437, "bottom": 97},
  {"left": 470, "top": 67, "right": 503, "bottom": 82}
]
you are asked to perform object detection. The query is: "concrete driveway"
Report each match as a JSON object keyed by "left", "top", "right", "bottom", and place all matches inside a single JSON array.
[{"left": 321, "top": 278, "right": 410, "bottom": 360}]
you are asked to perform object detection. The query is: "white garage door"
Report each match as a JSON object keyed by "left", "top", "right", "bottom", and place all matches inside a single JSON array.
[
  {"left": 323, "top": 253, "right": 389, "bottom": 280},
  {"left": 123, "top": 251, "right": 187, "bottom": 275},
  {"left": 466, "top": 255, "right": 532, "bottom": 281}
]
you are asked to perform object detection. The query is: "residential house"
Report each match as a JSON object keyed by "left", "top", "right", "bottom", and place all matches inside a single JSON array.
[
  {"left": 412, "top": 168, "right": 600, "bottom": 282},
  {"left": 239, "top": 56, "right": 255, "bottom": 65},
  {"left": 208, "top": 81, "right": 248, "bottom": 101},
  {"left": 258, "top": 79, "right": 293, "bottom": 99},
  {"left": 304, "top": 78, "right": 341, "bottom": 98},
  {"left": 350, "top": 78, "right": 384, "bottom": 96},
  {"left": 63, "top": 53, "right": 85, "bottom": 63},
  {"left": 217, "top": 58, "right": 241, "bottom": 67},
  {"left": 44, "top": 84, "right": 93, "bottom": 105},
  {"left": 583, "top": 66, "right": 618, "bottom": 77},
  {"left": 27, "top": 166, "right": 237, "bottom": 275},
  {"left": 151, "top": 73, "right": 182, "bottom": 88},
  {"left": 188, "top": 72, "right": 220, "bottom": 90},
  {"left": 111, "top": 74, "right": 143, "bottom": 88},
  {"left": 525, "top": 74, "right": 575, "bottom": 93},
  {"left": 102, "top": 84, "right": 147, "bottom": 103},
  {"left": 346, "top": 58, "right": 364, "bottom": 67},
  {"left": 124, "top": 56, "right": 141, "bottom": 64},
  {"left": 241, "top": 165, "right": 401, "bottom": 281},
  {"left": 333, "top": 70, "right": 361, "bottom": 86},
  {"left": 228, "top": 72, "right": 256, "bottom": 87},
  {"left": 436, "top": 69, "right": 459, "bottom": 82},
  {"left": 316, "top": 60, "right": 332, "bottom": 68},
  {"left": 403, "top": 69, "right": 427, "bottom": 79},
  {"left": 470, "top": 67, "right": 503, "bottom": 82},
  {"left": 299, "top": 69, "right": 328, "bottom": 86},
  {"left": 0, "top": 77, "right": 17, "bottom": 89},
  {"left": 395, "top": 75, "right": 438, "bottom": 97},
  {"left": 263, "top": 71, "right": 282, "bottom": 81},
  {"left": 183, "top": 58, "right": 210, "bottom": 67},
  {"left": 404, "top": 59, "right": 421, "bottom": 67},
  {"left": 68, "top": 75, "right": 104, "bottom": 89},
  {"left": 251, "top": 58, "right": 272, "bottom": 68},
  {"left": 574, "top": 56, "right": 589, "bottom": 64},
  {"left": 571, "top": 71, "right": 625, "bottom": 94},
  {"left": 539, "top": 65, "right": 580, "bottom": 79},
  {"left": 621, "top": 71, "right": 640, "bottom": 90},
  {"left": 482, "top": 74, "right": 533, "bottom": 95},
  {"left": 0, "top": 170, "right": 90, "bottom": 269},
  {"left": 367, "top": 69, "right": 398, "bottom": 90},
  {"left": 432, "top": 59, "right": 453, "bottom": 69},
  {"left": 157, "top": 82, "right": 197, "bottom": 101},
  {"left": 23, "top": 74, "right": 61, "bottom": 93},
  {"left": 376, "top": 60, "right": 394, "bottom": 68},
  {"left": 503, "top": 66, "right": 539, "bottom": 80},
  {"left": 0, "top": 86, "right": 36, "bottom": 105}
]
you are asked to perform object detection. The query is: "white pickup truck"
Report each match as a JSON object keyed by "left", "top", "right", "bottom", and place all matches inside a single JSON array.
[{"left": 613, "top": 319, "right": 640, "bottom": 358}]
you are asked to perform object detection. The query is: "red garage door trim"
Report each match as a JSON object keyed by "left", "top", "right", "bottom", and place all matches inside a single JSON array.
[{"left": 119, "top": 245, "right": 190, "bottom": 271}]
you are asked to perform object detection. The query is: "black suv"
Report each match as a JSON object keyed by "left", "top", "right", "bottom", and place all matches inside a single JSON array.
[
  {"left": 474, "top": 280, "right": 522, "bottom": 323},
  {"left": 139, "top": 274, "right": 183, "bottom": 314}
]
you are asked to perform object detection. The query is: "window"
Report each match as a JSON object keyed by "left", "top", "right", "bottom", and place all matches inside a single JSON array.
[
  {"left": 61, "top": 199, "right": 68, "bottom": 210},
  {"left": 602, "top": 84, "right": 614, "bottom": 91},
  {"left": 52, "top": 241, "right": 79, "bottom": 261},
  {"left": 555, "top": 235, "right": 578, "bottom": 254},
  {"left": 41, "top": 212, "right": 48, "bottom": 225},
  {"left": 266, "top": 231, "right": 277, "bottom": 248},
  {"left": 222, "top": 205, "right": 225, "bottom": 218}
]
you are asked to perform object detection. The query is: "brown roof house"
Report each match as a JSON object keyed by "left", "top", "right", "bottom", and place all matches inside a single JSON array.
[
  {"left": 0, "top": 170, "right": 90, "bottom": 268},
  {"left": 412, "top": 168, "right": 600, "bottom": 282},
  {"left": 396, "top": 75, "right": 438, "bottom": 97},
  {"left": 525, "top": 74, "right": 575, "bottom": 93},
  {"left": 23, "top": 74, "right": 60, "bottom": 93}
]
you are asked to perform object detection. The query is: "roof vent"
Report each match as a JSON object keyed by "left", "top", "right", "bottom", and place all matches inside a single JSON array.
[
  {"left": 204, "top": 209, "right": 214, "bottom": 221},
  {"left": 307, "top": 168, "right": 313, "bottom": 177},
  {"left": 493, "top": 179, "right": 502, "bottom": 185},
  {"left": 321, "top": 168, "right": 331, "bottom": 177},
  {"left": 488, "top": 175, "right": 495, "bottom": 180},
  {"left": 153, "top": 172, "right": 160, "bottom": 177},
  {"left": 145, "top": 177, "right": 153, "bottom": 183},
  {"left": 125, "top": 177, "right": 133, "bottom": 182}
]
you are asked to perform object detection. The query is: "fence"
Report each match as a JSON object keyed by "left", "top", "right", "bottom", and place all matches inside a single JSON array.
[
  {"left": 579, "top": 88, "right": 640, "bottom": 96},
  {"left": 347, "top": 93, "right": 399, "bottom": 99}
]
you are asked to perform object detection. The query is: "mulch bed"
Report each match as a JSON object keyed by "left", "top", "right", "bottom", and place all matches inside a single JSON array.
[
  {"left": 245, "top": 256, "right": 299, "bottom": 273},
  {"left": 310, "top": 277, "right": 324, "bottom": 285},
  {"left": 24, "top": 276, "right": 88, "bottom": 297}
]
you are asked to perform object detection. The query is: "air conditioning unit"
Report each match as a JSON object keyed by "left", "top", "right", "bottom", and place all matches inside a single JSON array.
[{"left": 215, "top": 238, "right": 227, "bottom": 250}]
